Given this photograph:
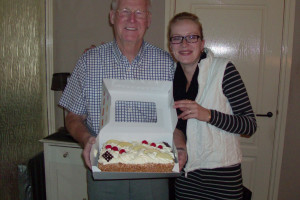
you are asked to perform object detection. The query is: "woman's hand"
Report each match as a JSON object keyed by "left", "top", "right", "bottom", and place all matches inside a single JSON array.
[
  {"left": 83, "top": 45, "right": 96, "bottom": 53},
  {"left": 174, "top": 100, "right": 211, "bottom": 122},
  {"left": 177, "top": 149, "right": 187, "bottom": 171},
  {"left": 173, "top": 128, "right": 187, "bottom": 171}
]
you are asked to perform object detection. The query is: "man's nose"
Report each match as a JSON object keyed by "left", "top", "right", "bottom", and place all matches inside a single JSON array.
[{"left": 128, "top": 12, "right": 137, "bottom": 22}]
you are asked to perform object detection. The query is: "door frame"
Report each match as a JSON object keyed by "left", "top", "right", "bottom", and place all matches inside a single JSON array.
[
  {"left": 46, "top": 0, "right": 55, "bottom": 135},
  {"left": 268, "top": 1, "right": 296, "bottom": 199},
  {"left": 45, "top": 0, "right": 295, "bottom": 199},
  {"left": 163, "top": 0, "right": 295, "bottom": 199}
]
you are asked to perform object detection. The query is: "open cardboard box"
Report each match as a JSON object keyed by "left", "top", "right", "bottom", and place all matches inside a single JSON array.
[{"left": 90, "top": 79, "right": 180, "bottom": 179}]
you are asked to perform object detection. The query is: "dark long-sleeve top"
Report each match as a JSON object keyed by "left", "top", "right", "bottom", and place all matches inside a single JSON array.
[{"left": 174, "top": 53, "right": 257, "bottom": 137}]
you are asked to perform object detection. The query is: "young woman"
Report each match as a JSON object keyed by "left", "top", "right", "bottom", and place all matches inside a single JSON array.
[{"left": 169, "top": 12, "right": 257, "bottom": 200}]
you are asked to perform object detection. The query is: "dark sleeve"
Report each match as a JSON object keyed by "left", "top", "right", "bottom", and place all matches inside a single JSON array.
[
  {"left": 209, "top": 63, "right": 257, "bottom": 136},
  {"left": 176, "top": 118, "right": 186, "bottom": 136}
]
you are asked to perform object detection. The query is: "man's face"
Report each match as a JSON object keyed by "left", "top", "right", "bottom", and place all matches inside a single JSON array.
[{"left": 110, "top": 0, "right": 151, "bottom": 46}]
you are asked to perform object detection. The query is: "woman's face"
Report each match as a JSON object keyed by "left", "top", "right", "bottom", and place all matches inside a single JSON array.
[{"left": 170, "top": 19, "right": 205, "bottom": 68}]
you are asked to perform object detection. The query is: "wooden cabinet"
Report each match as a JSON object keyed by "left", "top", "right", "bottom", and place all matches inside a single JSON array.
[{"left": 41, "top": 133, "right": 88, "bottom": 200}]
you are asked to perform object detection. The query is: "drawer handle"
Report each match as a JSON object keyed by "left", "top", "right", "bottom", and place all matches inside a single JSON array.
[{"left": 63, "top": 152, "right": 69, "bottom": 158}]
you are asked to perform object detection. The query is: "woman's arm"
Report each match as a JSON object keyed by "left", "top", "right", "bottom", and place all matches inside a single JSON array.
[{"left": 209, "top": 63, "right": 257, "bottom": 136}]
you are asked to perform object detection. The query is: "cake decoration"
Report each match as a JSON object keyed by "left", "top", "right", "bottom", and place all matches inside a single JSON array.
[{"left": 102, "top": 151, "right": 113, "bottom": 162}]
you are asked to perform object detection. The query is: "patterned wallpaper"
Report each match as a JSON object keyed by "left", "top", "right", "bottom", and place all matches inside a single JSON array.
[{"left": 0, "top": 0, "right": 47, "bottom": 199}]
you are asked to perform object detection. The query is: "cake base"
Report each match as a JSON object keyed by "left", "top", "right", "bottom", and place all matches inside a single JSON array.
[{"left": 98, "top": 163, "right": 174, "bottom": 173}]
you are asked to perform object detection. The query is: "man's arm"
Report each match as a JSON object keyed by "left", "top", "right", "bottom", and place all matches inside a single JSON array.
[
  {"left": 65, "top": 111, "right": 96, "bottom": 170},
  {"left": 173, "top": 128, "right": 187, "bottom": 171}
]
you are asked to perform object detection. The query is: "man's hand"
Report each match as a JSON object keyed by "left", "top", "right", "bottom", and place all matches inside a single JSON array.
[
  {"left": 66, "top": 112, "right": 95, "bottom": 169},
  {"left": 82, "top": 136, "right": 96, "bottom": 170}
]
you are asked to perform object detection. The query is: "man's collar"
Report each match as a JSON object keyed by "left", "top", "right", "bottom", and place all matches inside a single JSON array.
[{"left": 112, "top": 40, "right": 145, "bottom": 65}]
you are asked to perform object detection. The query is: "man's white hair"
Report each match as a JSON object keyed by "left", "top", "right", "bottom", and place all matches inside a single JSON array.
[{"left": 111, "top": 0, "right": 152, "bottom": 11}]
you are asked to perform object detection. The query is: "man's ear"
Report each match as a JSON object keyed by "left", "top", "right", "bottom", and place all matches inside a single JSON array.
[{"left": 109, "top": 10, "right": 115, "bottom": 25}]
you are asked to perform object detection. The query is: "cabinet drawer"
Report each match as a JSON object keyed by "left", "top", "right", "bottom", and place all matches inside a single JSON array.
[
  {"left": 42, "top": 140, "right": 88, "bottom": 200},
  {"left": 47, "top": 145, "right": 84, "bottom": 165}
]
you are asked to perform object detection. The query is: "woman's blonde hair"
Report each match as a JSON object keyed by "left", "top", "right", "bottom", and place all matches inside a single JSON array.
[{"left": 168, "top": 12, "right": 204, "bottom": 41}]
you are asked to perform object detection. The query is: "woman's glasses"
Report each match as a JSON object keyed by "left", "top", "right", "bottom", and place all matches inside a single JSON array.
[{"left": 170, "top": 35, "right": 200, "bottom": 44}]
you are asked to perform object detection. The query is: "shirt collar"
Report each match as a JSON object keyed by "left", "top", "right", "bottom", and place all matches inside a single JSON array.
[{"left": 112, "top": 40, "right": 145, "bottom": 65}]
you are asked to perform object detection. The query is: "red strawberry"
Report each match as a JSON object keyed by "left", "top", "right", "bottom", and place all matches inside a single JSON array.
[
  {"left": 157, "top": 145, "right": 163, "bottom": 149},
  {"left": 105, "top": 145, "right": 112, "bottom": 149},
  {"left": 142, "top": 140, "right": 148, "bottom": 145},
  {"left": 112, "top": 146, "right": 118, "bottom": 151},
  {"left": 150, "top": 142, "right": 156, "bottom": 147},
  {"left": 119, "top": 149, "right": 126, "bottom": 154}
]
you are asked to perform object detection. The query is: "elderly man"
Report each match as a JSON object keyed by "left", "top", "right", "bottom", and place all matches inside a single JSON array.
[{"left": 59, "top": 0, "right": 174, "bottom": 199}]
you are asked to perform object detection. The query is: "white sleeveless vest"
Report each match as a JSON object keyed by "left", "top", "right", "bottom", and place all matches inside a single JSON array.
[{"left": 184, "top": 49, "right": 242, "bottom": 172}]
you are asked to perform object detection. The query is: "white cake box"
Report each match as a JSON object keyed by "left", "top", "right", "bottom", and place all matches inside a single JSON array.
[{"left": 90, "top": 79, "right": 180, "bottom": 179}]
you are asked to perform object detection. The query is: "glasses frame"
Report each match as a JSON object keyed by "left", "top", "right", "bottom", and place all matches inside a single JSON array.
[
  {"left": 169, "top": 35, "right": 201, "bottom": 44},
  {"left": 116, "top": 8, "right": 149, "bottom": 20}
]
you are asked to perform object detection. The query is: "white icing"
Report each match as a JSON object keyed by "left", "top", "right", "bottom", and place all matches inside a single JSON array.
[{"left": 98, "top": 140, "right": 174, "bottom": 165}]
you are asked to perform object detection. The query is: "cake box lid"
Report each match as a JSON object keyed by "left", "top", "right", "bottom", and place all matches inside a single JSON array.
[{"left": 90, "top": 79, "right": 180, "bottom": 179}]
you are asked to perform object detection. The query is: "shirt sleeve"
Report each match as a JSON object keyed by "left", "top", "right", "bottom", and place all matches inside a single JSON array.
[
  {"left": 209, "top": 63, "right": 257, "bottom": 136},
  {"left": 59, "top": 56, "right": 87, "bottom": 116}
]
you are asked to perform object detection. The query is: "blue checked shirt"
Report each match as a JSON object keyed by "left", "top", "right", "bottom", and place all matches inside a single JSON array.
[{"left": 59, "top": 40, "right": 174, "bottom": 136}]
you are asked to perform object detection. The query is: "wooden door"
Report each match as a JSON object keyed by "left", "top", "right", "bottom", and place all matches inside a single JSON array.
[{"left": 165, "top": 0, "right": 284, "bottom": 199}]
